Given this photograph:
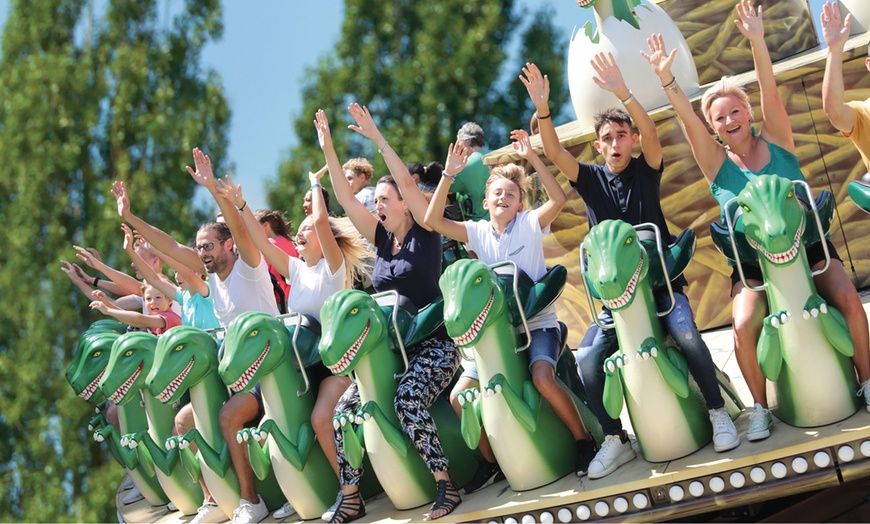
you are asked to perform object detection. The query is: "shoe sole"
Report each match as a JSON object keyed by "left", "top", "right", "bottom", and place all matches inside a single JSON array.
[
  {"left": 588, "top": 449, "right": 636, "bottom": 480},
  {"left": 713, "top": 436, "right": 740, "bottom": 452},
  {"left": 747, "top": 428, "right": 771, "bottom": 441},
  {"left": 273, "top": 510, "right": 297, "bottom": 519}
]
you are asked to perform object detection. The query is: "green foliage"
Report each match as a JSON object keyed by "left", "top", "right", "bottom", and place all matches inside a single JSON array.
[
  {"left": 268, "top": 0, "right": 568, "bottom": 228},
  {"left": 0, "top": 0, "right": 229, "bottom": 520}
]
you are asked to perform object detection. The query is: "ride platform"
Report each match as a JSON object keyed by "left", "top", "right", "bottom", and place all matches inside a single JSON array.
[{"left": 117, "top": 292, "right": 870, "bottom": 523}]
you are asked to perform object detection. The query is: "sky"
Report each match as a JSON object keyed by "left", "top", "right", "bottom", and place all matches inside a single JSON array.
[{"left": 0, "top": 0, "right": 832, "bottom": 213}]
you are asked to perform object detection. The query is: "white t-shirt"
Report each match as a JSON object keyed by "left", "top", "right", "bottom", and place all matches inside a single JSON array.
[
  {"left": 355, "top": 186, "right": 377, "bottom": 215},
  {"left": 286, "top": 256, "right": 347, "bottom": 320},
  {"left": 463, "top": 209, "right": 557, "bottom": 332},
  {"left": 209, "top": 254, "right": 280, "bottom": 328}
]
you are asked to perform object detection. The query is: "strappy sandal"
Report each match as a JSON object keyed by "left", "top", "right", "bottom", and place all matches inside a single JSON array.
[
  {"left": 328, "top": 489, "right": 365, "bottom": 524},
  {"left": 425, "top": 479, "right": 462, "bottom": 521}
]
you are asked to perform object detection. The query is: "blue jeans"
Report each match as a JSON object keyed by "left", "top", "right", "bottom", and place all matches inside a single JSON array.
[
  {"left": 460, "top": 327, "right": 561, "bottom": 380},
  {"left": 575, "top": 290, "right": 724, "bottom": 436}
]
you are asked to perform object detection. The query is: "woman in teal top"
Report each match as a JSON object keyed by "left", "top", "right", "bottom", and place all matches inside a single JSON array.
[{"left": 643, "top": 0, "right": 870, "bottom": 441}]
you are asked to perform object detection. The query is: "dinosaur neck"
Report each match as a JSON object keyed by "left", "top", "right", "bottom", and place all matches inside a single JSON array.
[
  {"left": 611, "top": 280, "right": 665, "bottom": 350},
  {"left": 258, "top": 360, "right": 313, "bottom": 428},
  {"left": 592, "top": 3, "right": 614, "bottom": 27},
  {"left": 142, "top": 388, "right": 175, "bottom": 441},
  {"left": 469, "top": 312, "right": 526, "bottom": 385},
  {"left": 353, "top": 341, "right": 403, "bottom": 426},
  {"left": 757, "top": 250, "right": 815, "bottom": 311},
  {"left": 189, "top": 373, "right": 229, "bottom": 444},
  {"left": 116, "top": 398, "right": 148, "bottom": 435}
]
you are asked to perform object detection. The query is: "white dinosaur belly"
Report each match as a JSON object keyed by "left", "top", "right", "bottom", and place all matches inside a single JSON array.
[
  {"left": 363, "top": 424, "right": 431, "bottom": 510},
  {"left": 199, "top": 455, "right": 238, "bottom": 521}
]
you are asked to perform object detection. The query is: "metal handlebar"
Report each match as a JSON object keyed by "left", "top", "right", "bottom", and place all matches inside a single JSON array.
[
  {"left": 488, "top": 260, "right": 531, "bottom": 354},
  {"left": 370, "top": 290, "right": 410, "bottom": 380}
]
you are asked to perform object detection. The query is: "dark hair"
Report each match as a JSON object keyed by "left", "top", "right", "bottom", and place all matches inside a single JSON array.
[
  {"left": 593, "top": 108, "right": 634, "bottom": 138},
  {"left": 422, "top": 161, "right": 443, "bottom": 185},
  {"left": 197, "top": 221, "right": 232, "bottom": 242},
  {"left": 376, "top": 175, "right": 402, "bottom": 199},
  {"left": 306, "top": 186, "right": 331, "bottom": 210},
  {"left": 254, "top": 209, "right": 293, "bottom": 240},
  {"left": 406, "top": 162, "right": 425, "bottom": 178}
]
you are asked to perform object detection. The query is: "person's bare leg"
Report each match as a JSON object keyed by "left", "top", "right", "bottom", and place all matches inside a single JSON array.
[
  {"left": 731, "top": 282, "right": 769, "bottom": 406},
  {"left": 814, "top": 260, "right": 870, "bottom": 382},
  {"left": 175, "top": 404, "right": 214, "bottom": 503},
  {"left": 219, "top": 393, "right": 260, "bottom": 502},
  {"left": 312, "top": 375, "right": 352, "bottom": 476},
  {"left": 449, "top": 376, "right": 496, "bottom": 462},
  {"left": 531, "top": 361, "right": 588, "bottom": 440}
]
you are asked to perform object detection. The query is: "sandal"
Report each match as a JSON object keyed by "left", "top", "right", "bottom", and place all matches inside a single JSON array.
[
  {"left": 425, "top": 479, "right": 462, "bottom": 520},
  {"left": 329, "top": 489, "right": 365, "bottom": 524}
]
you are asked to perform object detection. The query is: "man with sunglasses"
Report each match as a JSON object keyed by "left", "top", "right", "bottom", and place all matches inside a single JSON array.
[{"left": 113, "top": 148, "right": 280, "bottom": 524}]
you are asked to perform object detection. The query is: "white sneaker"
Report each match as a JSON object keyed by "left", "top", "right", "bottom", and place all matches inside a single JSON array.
[
  {"left": 122, "top": 486, "right": 144, "bottom": 505},
  {"left": 231, "top": 496, "right": 268, "bottom": 524},
  {"left": 747, "top": 403, "right": 773, "bottom": 442},
  {"left": 272, "top": 501, "right": 296, "bottom": 520},
  {"left": 321, "top": 492, "right": 341, "bottom": 521},
  {"left": 858, "top": 379, "right": 870, "bottom": 413},
  {"left": 709, "top": 407, "right": 740, "bottom": 452},
  {"left": 190, "top": 502, "right": 226, "bottom": 524},
  {"left": 588, "top": 433, "right": 636, "bottom": 479},
  {"left": 167, "top": 502, "right": 178, "bottom": 511}
]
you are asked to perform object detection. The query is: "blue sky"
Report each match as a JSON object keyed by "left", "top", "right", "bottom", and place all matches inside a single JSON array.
[{"left": 0, "top": 0, "right": 830, "bottom": 213}]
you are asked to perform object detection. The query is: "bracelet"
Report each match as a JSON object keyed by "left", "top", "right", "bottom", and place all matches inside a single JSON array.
[
  {"left": 536, "top": 111, "right": 551, "bottom": 120},
  {"left": 377, "top": 142, "right": 390, "bottom": 155},
  {"left": 93, "top": 276, "right": 101, "bottom": 287},
  {"left": 619, "top": 90, "right": 635, "bottom": 105},
  {"left": 662, "top": 76, "right": 678, "bottom": 92},
  {"left": 238, "top": 201, "right": 248, "bottom": 212},
  {"left": 442, "top": 173, "right": 456, "bottom": 181},
  {"left": 311, "top": 183, "right": 323, "bottom": 189}
]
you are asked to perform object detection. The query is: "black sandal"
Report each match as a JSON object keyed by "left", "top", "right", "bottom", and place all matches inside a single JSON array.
[
  {"left": 329, "top": 489, "right": 365, "bottom": 524},
  {"left": 425, "top": 479, "right": 462, "bottom": 521}
]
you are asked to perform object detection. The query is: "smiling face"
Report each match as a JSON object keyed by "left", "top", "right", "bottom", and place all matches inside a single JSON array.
[
  {"left": 143, "top": 285, "right": 171, "bottom": 315},
  {"left": 195, "top": 229, "right": 232, "bottom": 275},
  {"left": 484, "top": 177, "right": 524, "bottom": 223},
  {"left": 594, "top": 121, "right": 637, "bottom": 174},
  {"left": 302, "top": 190, "right": 314, "bottom": 216},
  {"left": 294, "top": 216, "right": 322, "bottom": 260},
  {"left": 707, "top": 95, "right": 753, "bottom": 147},
  {"left": 374, "top": 182, "right": 409, "bottom": 233}
]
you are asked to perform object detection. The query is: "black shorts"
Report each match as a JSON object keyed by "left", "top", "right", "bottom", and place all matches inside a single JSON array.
[
  {"left": 730, "top": 240, "right": 842, "bottom": 291},
  {"left": 247, "top": 362, "right": 335, "bottom": 426}
]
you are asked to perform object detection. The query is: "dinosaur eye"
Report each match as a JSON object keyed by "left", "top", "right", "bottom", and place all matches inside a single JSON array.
[
  {"left": 249, "top": 330, "right": 259, "bottom": 337},
  {"left": 350, "top": 307, "right": 359, "bottom": 315},
  {"left": 92, "top": 351, "right": 102, "bottom": 358},
  {"left": 787, "top": 190, "right": 793, "bottom": 198},
  {"left": 474, "top": 276, "right": 482, "bottom": 283},
  {"left": 174, "top": 345, "right": 183, "bottom": 352},
  {"left": 625, "top": 237, "right": 632, "bottom": 245},
  {"left": 125, "top": 350, "right": 133, "bottom": 357},
  {"left": 742, "top": 205, "right": 750, "bottom": 212}
]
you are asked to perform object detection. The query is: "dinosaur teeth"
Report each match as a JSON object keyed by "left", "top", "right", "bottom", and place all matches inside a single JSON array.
[
  {"left": 454, "top": 290, "right": 494, "bottom": 347},
  {"left": 328, "top": 320, "right": 370, "bottom": 374},
  {"left": 602, "top": 255, "right": 643, "bottom": 310},
  {"left": 156, "top": 357, "right": 195, "bottom": 403},
  {"left": 79, "top": 368, "right": 106, "bottom": 400},
  {"left": 229, "top": 341, "right": 271, "bottom": 392},
  {"left": 747, "top": 220, "right": 803, "bottom": 265},
  {"left": 108, "top": 362, "right": 143, "bottom": 404}
]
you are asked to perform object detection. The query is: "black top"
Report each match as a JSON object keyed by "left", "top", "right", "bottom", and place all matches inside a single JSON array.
[{"left": 372, "top": 221, "right": 443, "bottom": 311}]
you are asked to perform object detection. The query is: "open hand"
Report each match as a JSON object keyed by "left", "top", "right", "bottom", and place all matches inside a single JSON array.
[
  {"left": 590, "top": 52, "right": 627, "bottom": 94},
  {"left": 74, "top": 245, "right": 100, "bottom": 269},
  {"left": 60, "top": 260, "right": 82, "bottom": 283},
  {"left": 89, "top": 301, "right": 109, "bottom": 314},
  {"left": 519, "top": 63, "right": 551, "bottom": 113},
  {"left": 314, "top": 109, "right": 333, "bottom": 150},
  {"left": 735, "top": 0, "right": 764, "bottom": 42},
  {"left": 444, "top": 142, "right": 469, "bottom": 175},
  {"left": 121, "top": 224, "right": 135, "bottom": 252},
  {"left": 641, "top": 34, "right": 678, "bottom": 83},
  {"left": 510, "top": 129, "right": 535, "bottom": 160},
  {"left": 186, "top": 148, "right": 216, "bottom": 189},
  {"left": 309, "top": 165, "right": 328, "bottom": 186},
  {"left": 820, "top": 1, "right": 851, "bottom": 50},
  {"left": 347, "top": 103, "right": 383, "bottom": 145},
  {"left": 112, "top": 181, "right": 131, "bottom": 219},
  {"left": 215, "top": 176, "right": 245, "bottom": 209}
]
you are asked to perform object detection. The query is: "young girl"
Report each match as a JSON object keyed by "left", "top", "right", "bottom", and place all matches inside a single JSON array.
[{"left": 90, "top": 283, "right": 181, "bottom": 335}]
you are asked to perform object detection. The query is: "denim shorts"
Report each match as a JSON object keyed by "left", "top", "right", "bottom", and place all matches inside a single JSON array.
[{"left": 459, "top": 327, "right": 561, "bottom": 381}]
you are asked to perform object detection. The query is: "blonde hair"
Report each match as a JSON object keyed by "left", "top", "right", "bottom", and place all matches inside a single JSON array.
[
  {"left": 486, "top": 163, "right": 532, "bottom": 207},
  {"left": 700, "top": 76, "right": 754, "bottom": 126},
  {"left": 327, "top": 216, "right": 373, "bottom": 288},
  {"left": 140, "top": 282, "right": 171, "bottom": 305},
  {"left": 342, "top": 157, "right": 374, "bottom": 181}
]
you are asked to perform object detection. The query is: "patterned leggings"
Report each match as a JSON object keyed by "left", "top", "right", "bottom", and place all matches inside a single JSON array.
[{"left": 333, "top": 336, "right": 460, "bottom": 486}]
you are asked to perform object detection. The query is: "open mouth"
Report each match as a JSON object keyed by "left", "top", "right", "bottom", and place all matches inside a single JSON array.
[
  {"left": 156, "top": 357, "right": 195, "bottom": 403},
  {"left": 108, "top": 362, "right": 144, "bottom": 404},
  {"left": 454, "top": 290, "right": 494, "bottom": 347},
  {"left": 327, "top": 321, "right": 369, "bottom": 374},
  {"left": 78, "top": 368, "right": 106, "bottom": 400},
  {"left": 228, "top": 341, "right": 270, "bottom": 392},
  {"left": 747, "top": 221, "right": 802, "bottom": 265},
  {"left": 601, "top": 255, "right": 643, "bottom": 310}
]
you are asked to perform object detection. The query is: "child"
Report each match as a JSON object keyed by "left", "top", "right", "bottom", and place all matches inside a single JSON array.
[
  {"left": 424, "top": 129, "right": 598, "bottom": 482},
  {"left": 90, "top": 283, "right": 181, "bottom": 335}
]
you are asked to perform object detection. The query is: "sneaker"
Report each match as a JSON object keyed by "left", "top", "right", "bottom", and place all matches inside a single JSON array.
[
  {"left": 273, "top": 501, "right": 296, "bottom": 520},
  {"left": 231, "top": 496, "right": 268, "bottom": 524},
  {"left": 120, "top": 476, "right": 135, "bottom": 490},
  {"left": 167, "top": 502, "right": 178, "bottom": 511},
  {"left": 747, "top": 403, "right": 773, "bottom": 442},
  {"left": 321, "top": 492, "right": 341, "bottom": 521},
  {"left": 191, "top": 502, "right": 226, "bottom": 524},
  {"left": 859, "top": 379, "right": 870, "bottom": 413},
  {"left": 575, "top": 439, "right": 598, "bottom": 477},
  {"left": 588, "top": 433, "right": 636, "bottom": 479},
  {"left": 463, "top": 459, "right": 502, "bottom": 494},
  {"left": 709, "top": 407, "right": 740, "bottom": 452},
  {"left": 121, "top": 486, "right": 144, "bottom": 505}
]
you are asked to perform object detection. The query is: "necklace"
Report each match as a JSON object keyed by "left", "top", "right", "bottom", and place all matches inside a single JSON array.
[{"left": 393, "top": 236, "right": 403, "bottom": 249}]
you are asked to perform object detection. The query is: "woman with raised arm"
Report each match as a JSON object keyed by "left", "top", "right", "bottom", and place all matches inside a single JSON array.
[
  {"left": 316, "top": 105, "right": 462, "bottom": 522},
  {"left": 643, "top": 0, "right": 870, "bottom": 441}
]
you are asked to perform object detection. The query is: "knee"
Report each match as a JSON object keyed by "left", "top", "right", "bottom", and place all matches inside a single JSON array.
[
  {"left": 311, "top": 409, "right": 332, "bottom": 437},
  {"left": 531, "top": 366, "right": 557, "bottom": 395},
  {"left": 174, "top": 404, "right": 194, "bottom": 436},
  {"left": 219, "top": 400, "right": 248, "bottom": 434}
]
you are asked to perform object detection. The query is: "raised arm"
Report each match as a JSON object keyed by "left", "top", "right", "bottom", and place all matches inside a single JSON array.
[
  {"left": 424, "top": 142, "right": 470, "bottom": 243},
  {"left": 309, "top": 168, "right": 344, "bottom": 274},
  {"left": 214, "top": 176, "right": 290, "bottom": 278},
  {"left": 511, "top": 129, "right": 566, "bottom": 229},
  {"left": 122, "top": 224, "right": 178, "bottom": 300},
  {"left": 316, "top": 109, "right": 378, "bottom": 244},
  {"left": 821, "top": 2, "right": 857, "bottom": 133},
  {"left": 137, "top": 233, "right": 209, "bottom": 298},
  {"left": 347, "top": 103, "right": 432, "bottom": 229},
  {"left": 73, "top": 244, "right": 142, "bottom": 297},
  {"left": 90, "top": 300, "right": 164, "bottom": 329},
  {"left": 61, "top": 260, "right": 101, "bottom": 300},
  {"left": 642, "top": 34, "right": 725, "bottom": 183},
  {"left": 591, "top": 52, "right": 662, "bottom": 170},
  {"left": 735, "top": 0, "right": 794, "bottom": 152},
  {"left": 520, "top": 63, "right": 580, "bottom": 182},
  {"left": 113, "top": 181, "right": 205, "bottom": 274}
]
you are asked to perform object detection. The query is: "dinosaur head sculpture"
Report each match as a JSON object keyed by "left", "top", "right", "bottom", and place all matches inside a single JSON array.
[
  {"left": 66, "top": 321, "right": 126, "bottom": 385},
  {"left": 738, "top": 174, "right": 805, "bottom": 268},
  {"left": 219, "top": 312, "right": 290, "bottom": 394},
  {"left": 319, "top": 290, "right": 387, "bottom": 376},
  {"left": 100, "top": 331, "right": 157, "bottom": 406},
  {"left": 583, "top": 219, "right": 648, "bottom": 311},
  {"left": 440, "top": 259, "right": 507, "bottom": 348},
  {"left": 68, "top": 330, "right": 122, "bottom": 403},
  {"left": 147, "top": 326, "right": 219, "bottom": 404}
]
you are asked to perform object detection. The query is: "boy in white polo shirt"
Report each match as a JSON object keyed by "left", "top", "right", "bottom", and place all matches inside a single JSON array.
[{"left": 424, "top": 130, "right": 597, "bottom": 491}]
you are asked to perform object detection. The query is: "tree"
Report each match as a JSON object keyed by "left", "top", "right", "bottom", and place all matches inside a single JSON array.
[
  {"left": 0, "top": 0, "right": 229, "bottom": 520},
  {"left": 268, "top": 0, "right": 569, "bottom": 227}
]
